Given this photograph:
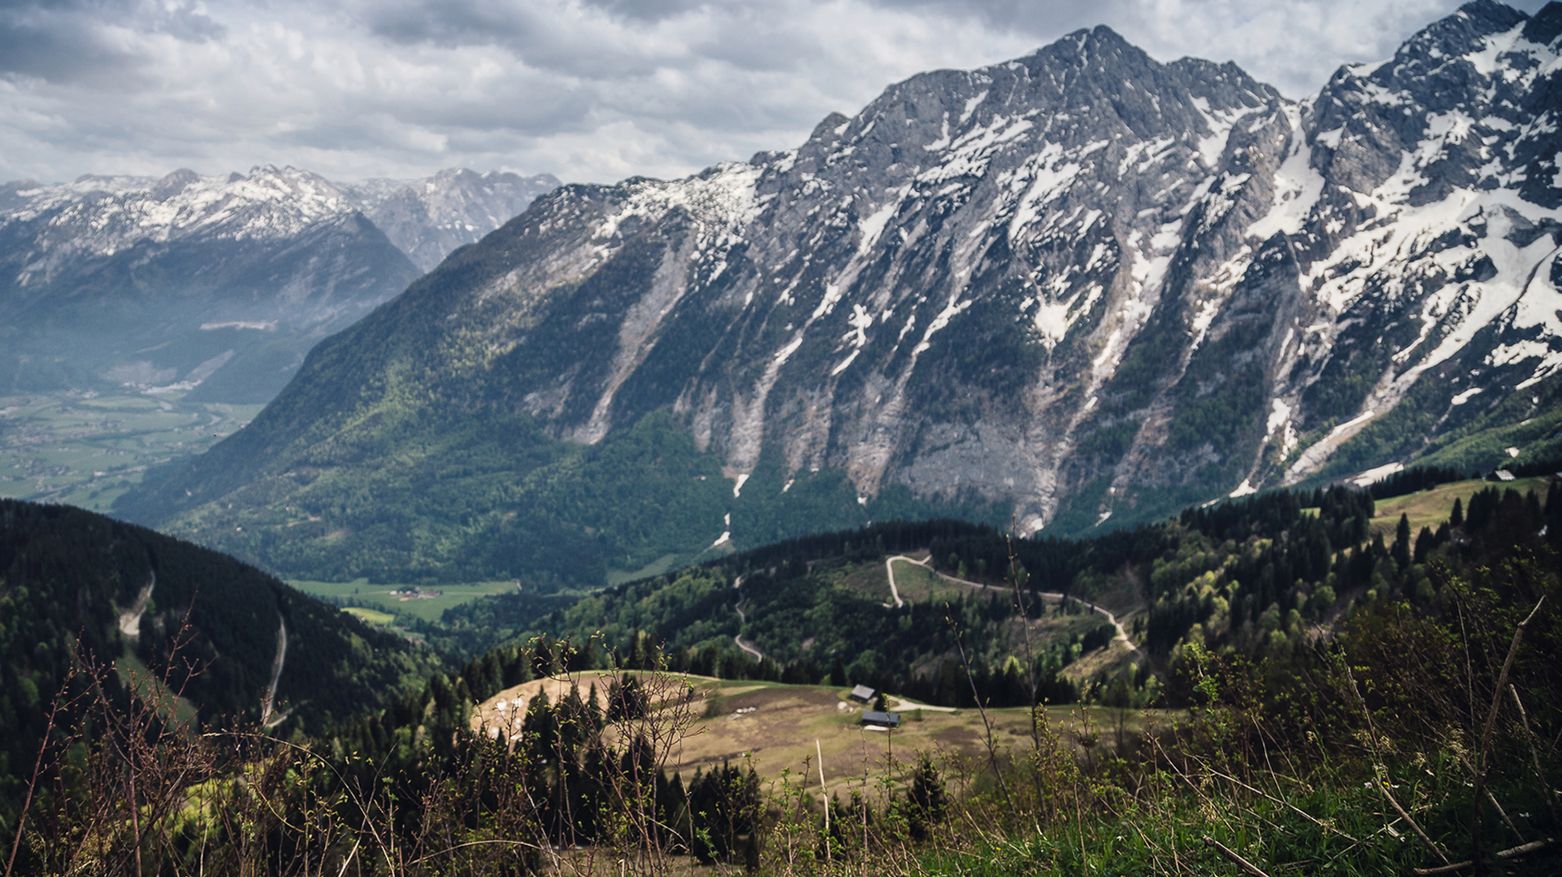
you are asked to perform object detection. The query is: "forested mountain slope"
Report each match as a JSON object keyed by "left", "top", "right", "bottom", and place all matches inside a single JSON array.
[
  {"left": 435, "top": 466, "right": 1560, "bottom": 713},
  {"left": 119, "top": 2, "right": 1562, "bottom": 583},
  {"left": 0, "top": 498, "right": 429, "bottom": 817}
]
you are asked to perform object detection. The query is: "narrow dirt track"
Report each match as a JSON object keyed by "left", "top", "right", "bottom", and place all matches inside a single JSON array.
[
  {"left": 259, "top": 619, "right": 288, "bottom": 727},
  {"left": 885, "top": 554, "right": 1139, "bottom": 653},
  {"left": 731, "top": 575, "right": 763, "bottom": 661},
  {"left": 882, "top": 556, "right": 908, "bottom": 607}
]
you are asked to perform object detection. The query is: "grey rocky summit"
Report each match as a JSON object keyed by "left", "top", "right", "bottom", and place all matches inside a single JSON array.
[
  {"left": 346, "top": 169, "right": 562, "bottom": 272},
  {"left": 121, "top": 2, "right": 1562, "bottom": 575}
]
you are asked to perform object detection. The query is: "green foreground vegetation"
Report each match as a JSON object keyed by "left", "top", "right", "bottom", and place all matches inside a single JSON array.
[{"left": 4, "top": 465, "right": 1559, "bottom": 873}]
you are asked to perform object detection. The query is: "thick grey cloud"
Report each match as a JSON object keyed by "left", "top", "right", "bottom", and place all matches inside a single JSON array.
[
  {"left": 0, "top": 0, "right": 1549, "bottom": 185},
  {"left": 0, "top": 0, "right": 222, "bottom": 86}
]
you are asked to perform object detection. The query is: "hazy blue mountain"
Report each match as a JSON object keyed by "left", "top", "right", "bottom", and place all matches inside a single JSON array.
[{"left": 0, "top": 166, "right": 558, "bottom": 402}]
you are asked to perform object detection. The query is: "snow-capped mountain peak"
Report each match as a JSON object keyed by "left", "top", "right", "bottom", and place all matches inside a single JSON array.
[
  {"left": 2, "top": 165, "right": 560, "bottom": 275},
  {"left": 0, "top": 164, "right": 560, "bottom": 401},
  {"left": 344, "top": 168, "right": 561, "bottom": 270},
  {"left": 118, "top": 2, "right": 1562, "bottom": 572}
]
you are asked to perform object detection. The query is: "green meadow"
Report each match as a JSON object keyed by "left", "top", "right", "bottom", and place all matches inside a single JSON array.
[{"left": 0, "top": 390, "right": 261, "bottom": 511}]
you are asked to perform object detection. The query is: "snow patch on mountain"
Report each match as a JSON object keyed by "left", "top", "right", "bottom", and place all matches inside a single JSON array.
[
  {"left": 596, "top": 163, "right": 764, "bottom": 257},
  {"left": 118, "top": 2, "right": 1562, "bottom": 555},
  {"left": 5, "top": 165, "right": 559, "bottom": 271},
  {"left": 8, "top": 166, "right": 347, "bottom": 256},
  {"left": 1249, "top": 110, "right": 1325, "bottom": 240}
]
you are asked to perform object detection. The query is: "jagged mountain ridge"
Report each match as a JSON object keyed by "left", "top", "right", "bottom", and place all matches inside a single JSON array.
[
  {"left": 346, "top": 168, "right": 563, "bottom": 272},
  {"left": 119, "top": 2, "right": 1562, "bottom": 581},
  {"left": 0, "top": 165, "right": 559, "bottom": 401}
]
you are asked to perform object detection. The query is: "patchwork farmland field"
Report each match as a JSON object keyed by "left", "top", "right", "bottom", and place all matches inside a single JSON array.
[
  {"left": 289, "top": 578, "right": 525, "bottom": 626},
  {"left": 0, "top": 390, "right": 260, "bottom": 511}
]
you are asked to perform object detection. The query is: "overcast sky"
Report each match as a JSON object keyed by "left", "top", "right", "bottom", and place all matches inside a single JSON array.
[{"left": 0, "top": 0, "right": 1548, "bottom": 185}]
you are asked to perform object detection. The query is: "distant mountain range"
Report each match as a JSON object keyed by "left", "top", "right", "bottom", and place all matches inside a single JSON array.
[
  {"left": 0, "top": 166, "right": 558, "bottom": 402},
  {"left": 119, "top": 1, "right": 1562, "bottom": 584}
]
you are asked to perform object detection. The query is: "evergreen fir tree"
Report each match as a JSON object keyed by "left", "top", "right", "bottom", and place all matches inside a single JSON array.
[
  {"left": 1393, "top": 514, "right": 1412, "bottom": 569},
  {"left": 907, "top": 754, "right": 948, "bottom": 840}
]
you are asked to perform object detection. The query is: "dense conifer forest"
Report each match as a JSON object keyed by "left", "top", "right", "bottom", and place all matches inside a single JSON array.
[
  {"left": 438, "top": 469, "right": 1561, "bottom": 710},
  {"left": 0, "top": 499, "right": 431, "bottom": 835}
]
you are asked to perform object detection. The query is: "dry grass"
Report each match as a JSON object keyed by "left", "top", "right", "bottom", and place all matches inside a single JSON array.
[
  {"left": 887, "top": 557, "right": 974, "bottom": 603},
  {"left": 472, "top": 671, "right": 1167, "bottom": 802},
  {"left": 1060, "top": 635, "right": 1138, "bottom": 683}
]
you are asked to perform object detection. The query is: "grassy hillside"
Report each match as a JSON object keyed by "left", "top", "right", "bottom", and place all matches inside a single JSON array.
[
  {"left": 1370, "top": 475, "right": 1549, "bottom": 536},
  {"left": 427, "top": 467, "right": 1562, "bottom": 672},
  {"left": 470, "top": 670, "right": 1166, "bottom": 799},
  {"left": 442, "top": 482, "right": 1376, "bottom": 692}
]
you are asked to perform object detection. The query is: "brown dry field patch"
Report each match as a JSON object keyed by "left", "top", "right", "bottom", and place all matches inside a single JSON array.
[{"left": 472, "top": 671, "right": 1168, "bottom": 799}]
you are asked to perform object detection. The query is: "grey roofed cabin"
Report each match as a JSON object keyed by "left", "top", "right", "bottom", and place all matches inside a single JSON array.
[
  {"left": 860, "top": 710, "right": 901, "bottom": 728},
  {"left": 848, "top": 684, "right": 876, "bottom": 702},
  {"left": 1492, "top": 469, "right": 1516, "bottom": 482}
]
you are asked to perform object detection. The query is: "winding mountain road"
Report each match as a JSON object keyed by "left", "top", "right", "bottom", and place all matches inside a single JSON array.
[
  {"left": 885, "top": 554, "right": 1139, "bottom": 653},
  {"left": 1037, "top": 590, "right": 1139, "bottom": 654},
  {"left": 731, "top": 575, "right": 763, "bottom": 661},
  {"left": 882, "top": 556, "right": 908, "bottom": 608}
]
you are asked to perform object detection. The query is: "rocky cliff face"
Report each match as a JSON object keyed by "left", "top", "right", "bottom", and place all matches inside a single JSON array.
[
  {"left": 347, "top": 169, "right": 561, "bottom": 272},
  {"left": 0, "top": 165, "right": 558, "bottom": 401},
  {"left": 119, "top": 2, "right": 1562, "bottom": 581}
]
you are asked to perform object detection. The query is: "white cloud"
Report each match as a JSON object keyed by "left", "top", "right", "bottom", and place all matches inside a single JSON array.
[{"left": 0, "top": 0, "right": 1548, "bottom": 184}]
